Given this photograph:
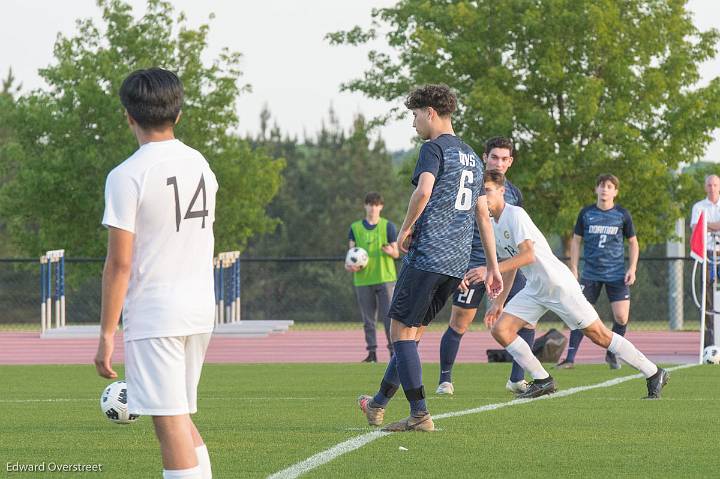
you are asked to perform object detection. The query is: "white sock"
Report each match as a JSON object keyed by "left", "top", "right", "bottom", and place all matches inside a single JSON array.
[
  {"left": 506, "top": 336, "right": 549, "bottom": 380},
  {"left": 195, "top": 445, "right": 212, "bottom": 479},
  {"left": 608, "top": 333, "right": 658, "bottom": 378},
  {"left": 163, "top": 465, "right": 202, "bottom": 479}
]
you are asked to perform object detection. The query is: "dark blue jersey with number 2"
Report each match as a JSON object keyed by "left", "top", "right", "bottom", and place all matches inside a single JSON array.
[
  {"left": 574, "top": 204, "right": 635, "bottom": 282},
  {"left": 404, "top": 134, "right": 485, "bottom": 279}
]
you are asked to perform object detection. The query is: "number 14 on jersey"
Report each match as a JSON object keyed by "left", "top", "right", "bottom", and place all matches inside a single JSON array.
[{"left": 167, "top": 175, "right": 209, "bottom": 232}]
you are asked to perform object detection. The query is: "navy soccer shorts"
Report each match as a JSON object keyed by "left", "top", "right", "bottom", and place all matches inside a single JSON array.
[
  {"left": 387, "top": 264, "right": 461, "bottom": 327},
  {"left": 580, "top": 278, "right": 630, "bottom": 304},
  {"left": 452, "top": 269, "right": 527, "bottom": 309}
]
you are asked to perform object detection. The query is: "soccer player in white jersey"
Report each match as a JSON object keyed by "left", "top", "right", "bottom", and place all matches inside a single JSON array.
[
  {"left": 94, "top": 68, "right": 217, "bottom": 479},
  {"left": 475, "top": 170, "right": 668, "bottom": 399}
]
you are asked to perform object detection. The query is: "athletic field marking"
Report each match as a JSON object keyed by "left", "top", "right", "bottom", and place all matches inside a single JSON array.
[
  {"left": 0, "top": 396, "right": 321, "bottom": 404},
  {"left": 268, "top": 363, "right": 696, "bottom": 479}
]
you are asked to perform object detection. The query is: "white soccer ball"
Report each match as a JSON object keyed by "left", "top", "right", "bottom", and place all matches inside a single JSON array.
[
  {"left": 100, "top": 380, "right": 139, "bottom": 424},
  {"left": 703, "top": 346, "right": 720, "bottom": 365},
  {"left": 345, "top": 247, "right": 369, "bottom": 269}
]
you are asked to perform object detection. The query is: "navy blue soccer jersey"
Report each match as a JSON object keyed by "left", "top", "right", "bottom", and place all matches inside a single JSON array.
[
  {"left": 404, "top": 134, "right": 485, "bottom": 278},
  {"left": 468, "top": 179, "right": 523, "bottom": 268},
  {"left": 574, "top": 204, "right": 636, "bottom": 282}
]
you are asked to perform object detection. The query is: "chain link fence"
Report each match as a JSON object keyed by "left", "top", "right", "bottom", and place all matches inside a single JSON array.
[{"left": 0, "top": 256, "right": 704, "bottom": 332}]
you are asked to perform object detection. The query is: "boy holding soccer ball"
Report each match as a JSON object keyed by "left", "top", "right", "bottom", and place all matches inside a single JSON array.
[
  {"left": 347, "top": 192, "right": 400, "bottom": 362},
  {"left": 94, "top": 68, "right": 217, "bottom": 479}
]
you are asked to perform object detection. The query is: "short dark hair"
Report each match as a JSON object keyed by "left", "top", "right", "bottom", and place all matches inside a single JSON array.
[
  {"left": 364, "top": 192, "right": 384, "bottom": 205},
  {"left": 404, "top": 84, "right": 457, "bottom": 117},
  {"left": 483, "top": 170, "right": 505, "bottom": 187},
  {"left": 596, "top": 174, "right": 619, "bottom": 189},
  {"left": 119, "top": 68, "right": 183, "bottom": 129},
  {"left": 484, "top": 136, "right": 514, "bottom": 156}
]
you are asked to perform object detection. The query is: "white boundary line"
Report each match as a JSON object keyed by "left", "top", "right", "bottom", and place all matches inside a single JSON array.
[{"left": 268, "top": 363, "right": 697, "bottom": 479}]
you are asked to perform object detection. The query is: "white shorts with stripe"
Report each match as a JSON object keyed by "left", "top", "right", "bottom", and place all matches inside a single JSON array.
[
  {"left": 125, "top": 333, "right": 211, "bottom": 416},
  {"left": 503, "top": 285, "right": 599, "bottom": 330}
]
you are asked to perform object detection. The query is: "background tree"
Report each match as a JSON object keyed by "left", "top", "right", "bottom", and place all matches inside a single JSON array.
[
  {"left": 329, "top": 0, "right": 720, "bottom": 251},
  {"left": 0, "top": 0, "right": 283, "bottom": 258}
]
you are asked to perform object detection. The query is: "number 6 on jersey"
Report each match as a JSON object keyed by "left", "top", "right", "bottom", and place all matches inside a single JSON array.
[{"left": 454, "top": 170, "right": 474, "bottom": 210}]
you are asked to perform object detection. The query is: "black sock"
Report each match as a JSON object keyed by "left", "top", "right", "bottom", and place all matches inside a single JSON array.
[{"left": 611, "top": 321, "right": 627, "bottom": 337}]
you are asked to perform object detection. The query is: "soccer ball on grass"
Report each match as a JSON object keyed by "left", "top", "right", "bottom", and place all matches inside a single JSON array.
[
  {"left": 703, "top": 346, "right": 720, "bottom": 365},
  {"left": 100, "top": 380, "right": 139, "bottom": 424}
]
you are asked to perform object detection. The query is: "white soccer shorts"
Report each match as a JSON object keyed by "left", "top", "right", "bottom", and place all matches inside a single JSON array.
[
  {"left": 124, "top": 333, "right": 211, "bottom": 416},
  {"left": 503, "top": 285, "right": 598, "bottom": 330}
]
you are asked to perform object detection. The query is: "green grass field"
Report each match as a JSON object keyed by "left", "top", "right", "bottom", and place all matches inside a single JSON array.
[{"left": 1, "top": 363, "right": 718, "bottom": 478}]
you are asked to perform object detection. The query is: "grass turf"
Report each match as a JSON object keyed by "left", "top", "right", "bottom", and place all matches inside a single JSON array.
[{"left": 1, "top": 363, "right": 718, "bottom": 478}]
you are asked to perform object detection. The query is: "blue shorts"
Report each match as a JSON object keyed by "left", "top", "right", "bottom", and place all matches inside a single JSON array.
[
  {"left": 387, "top": 265, "right": 461, "bottom": 327},
  {"left": 453, "top": 270, "right": 527, "bottom": 309},
  {"left": 580, "top": 279, "right": 630, "bottom": 304}
]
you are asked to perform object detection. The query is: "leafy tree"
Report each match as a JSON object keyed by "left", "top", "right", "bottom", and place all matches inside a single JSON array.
[
  {"left": 329, "top": 0, "right": 720, "bottom": 250},
  {"left": 0, "top": 0, "right": 283, "bottom": 258}
]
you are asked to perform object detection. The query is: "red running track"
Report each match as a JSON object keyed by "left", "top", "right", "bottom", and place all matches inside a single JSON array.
[{"left": 0, "top": 330, "right": 700, "bottom": 365}]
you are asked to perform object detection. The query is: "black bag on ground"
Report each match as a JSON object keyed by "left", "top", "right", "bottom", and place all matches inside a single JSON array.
[
  {"left": 532, "top": 328, "right": 568, "bottom": 363},
  {"left": 486, "top": 349, "right": 514, "bottom": 362}
]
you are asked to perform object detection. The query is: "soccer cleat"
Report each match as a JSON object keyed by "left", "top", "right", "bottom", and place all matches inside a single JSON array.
[
  {"left": 435, "top": 382, "right": 454, "bottom": 395},
  {"left": 358, "top": 395, "right": 384, "bottom": 426},
  {"left": 505, "top": 379, "right": 530, "bottom": 394},
  {"left": 381, "top": 413, "right": 435, "bottom": 432},
  {"left": 361, "top": 352, "right": 377, "bottom": 363},
  {"left": 554, "top": 359, "right": 575, "bottom": 369},
  {"left": 515, "top": 377, "right": 557, "bottom": 399},
  {"left": 643, "top": 368, "right": 669, "bottom": 400},
  {"left": 605, "top": 351, "right": 621, "bottom": 370}
]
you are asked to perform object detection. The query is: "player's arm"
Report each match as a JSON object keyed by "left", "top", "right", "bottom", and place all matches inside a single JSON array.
[
  {"left": 496, "top": 239, "right": 535, "bottom": 273},
  {"left": 625, "top": 236, "right": 639, "bottom": 285},
  {"left": 475, "top": 195, "right": 503, "bottom": 298},
  {"left": 397, "top": 171, "right": 435, "bottom": 253},
  {"left": 570, "top": 234, "right": 582, "bottom": 280},
  {"left": 484, "top": 267, "right": 518, "bottom": 328},
  {"left": 94, "top": 227, "right": 134, "bottom": 379}
]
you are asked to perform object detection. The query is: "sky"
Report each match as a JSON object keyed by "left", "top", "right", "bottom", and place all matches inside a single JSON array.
[{"left": 1, "top": 0, "right": 720, "bottom": 156}]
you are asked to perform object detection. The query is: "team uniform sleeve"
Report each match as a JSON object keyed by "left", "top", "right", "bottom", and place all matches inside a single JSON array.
[
  {"left": 511, "top": 208, "right": 537, "bottom": 246},
  {"left": 573, "top": 209, "right": 586, "bottom": 236},
  {"left": 102, "top": 169, "right": 138, "bottom": 233},
  {"left": 411, "top": 142, "right": 442, "bottom": 186},
  {"left": 348, "top": 227, "right": 355, "bottom": 242},
  {"left": 386, "top": 222, "right": 398, "bottom": 243},
  {"left": 622, "top": 209, "right": 636, "bottom": 238}
]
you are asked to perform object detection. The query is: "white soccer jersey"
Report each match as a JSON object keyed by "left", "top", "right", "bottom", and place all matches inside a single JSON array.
[
  {"left": 102, "top": 139, "right": 218, "bottom": 341},
  {"left": 492, "top": 204, "right": 578, "bottom": 297}
]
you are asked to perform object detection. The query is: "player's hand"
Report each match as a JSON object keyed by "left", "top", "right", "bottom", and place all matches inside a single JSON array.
[
  {"left": 624, "top": 269, "right": 636, "bottom": 286},
  {"left": 464, "top": 266, "right": 486, "bottom": 285},
  {"left": 484, "top": 266, "right": 503, "bottom": 300},
  {"left": 484, "top": 303, "right": 503, "bottom": 328},
  {"left": 458, "top": 278, "right": 470, "bottom": 293},
  {"left": 397, "top": 228, "right": 413, "bottom": 253},
  {"left": 94, "top": 336, "right": 118, "bottom": 379},
  {"left": 345, "top": 263, "right": 362, "bottom": 273}
]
